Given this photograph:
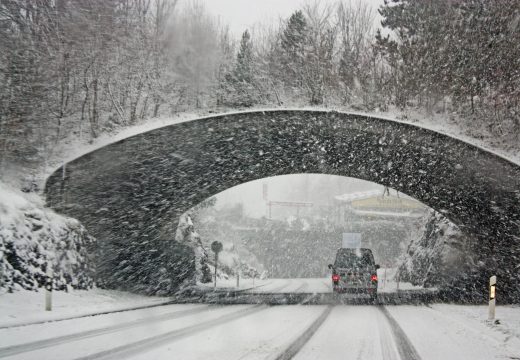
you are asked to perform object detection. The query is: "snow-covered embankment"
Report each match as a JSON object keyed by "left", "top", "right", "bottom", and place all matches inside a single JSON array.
[{"left": 0, "top": 182, "right": 95, "bottom": 292}]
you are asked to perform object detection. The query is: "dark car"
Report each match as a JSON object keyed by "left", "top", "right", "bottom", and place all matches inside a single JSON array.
[{"left": 328, "top": 248, "right": 379, "bottom": 302}]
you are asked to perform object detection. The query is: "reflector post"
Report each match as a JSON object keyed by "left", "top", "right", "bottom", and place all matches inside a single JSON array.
[
  {"left": 45, "top": 261, "right": 53, "bottom": 311},
  {"left": 488, "top": 275, "right": 496, "bottom": 321}
]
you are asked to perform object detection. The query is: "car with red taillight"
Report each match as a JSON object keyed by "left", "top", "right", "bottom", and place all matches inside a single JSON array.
[{"left": 328, "top": 248, "right": 379, "bottom": 303}]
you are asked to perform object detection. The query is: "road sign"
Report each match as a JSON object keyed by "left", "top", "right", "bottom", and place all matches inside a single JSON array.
[
  {"left": 342, "top": 233, "right": 361, "bottom": 248},
  {"left": 211, "top": 241, "right": 223, "bottom": 254}
]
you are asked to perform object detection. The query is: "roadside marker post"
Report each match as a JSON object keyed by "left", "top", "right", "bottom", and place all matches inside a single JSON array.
[
  {"left": 488, "top": 275, "right": 496, "bottom": 321},
  {"left": 45, "top": 262, "right": 53, "bottom": 311},
  {"left": 233, "top": 257, "right": 240, "bottom": 289},
  {"left": 211, "top": 241, "right": 223, "bottom": 290}
]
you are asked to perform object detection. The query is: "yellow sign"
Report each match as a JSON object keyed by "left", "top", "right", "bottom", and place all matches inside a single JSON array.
[{"left": 351, "top": 197, "right": 424, "bottom": 210}]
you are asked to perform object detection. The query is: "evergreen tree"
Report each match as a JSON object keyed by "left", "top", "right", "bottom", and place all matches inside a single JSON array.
[
  {"left": 235, "top": 30, "right": 254, "bottom": 84},
  {"left": 224, "top": 30, "right": 258, "bottom": 107},
  {"left": 378, "top": 0, "right": 520, "bottom": 131},
  {"left": 216, "top": 28, "right": 236, "bottom": 107},
  {"left": 279, "top": 10, "right": 308, "bottom": 90}
]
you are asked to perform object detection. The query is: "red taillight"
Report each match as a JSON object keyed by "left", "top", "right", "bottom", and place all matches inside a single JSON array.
[
  {"left": 371, "top": 274, "right": 378, "bottom": 282},
  {"left": 332, "top": 274, "right": 340, "bottom": 282}
]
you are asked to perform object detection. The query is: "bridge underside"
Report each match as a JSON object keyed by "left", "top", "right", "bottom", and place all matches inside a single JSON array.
[{"left": 45, "top": 111, "right": 520, "bottom": 300}]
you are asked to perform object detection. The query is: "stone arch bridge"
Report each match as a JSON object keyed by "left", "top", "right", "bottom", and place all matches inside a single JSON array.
[{"left": 45, "top": 110, "right": 520, "bottom": 300}]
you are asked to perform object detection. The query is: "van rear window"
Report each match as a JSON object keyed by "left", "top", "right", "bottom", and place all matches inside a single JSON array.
[{"left": 335, "top": 251, "right": 374, "bottom": 268}]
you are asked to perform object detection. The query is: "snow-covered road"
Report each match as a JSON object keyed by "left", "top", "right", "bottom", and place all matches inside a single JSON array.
[
  {"left": 1, "top": 301, "right": 520, "bottom": 360},
  {"left": 200, "top": 272, "right": 427, "bottom": 295}
]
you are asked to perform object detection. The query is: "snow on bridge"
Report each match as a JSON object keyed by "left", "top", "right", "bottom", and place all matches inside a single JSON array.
[{"left": 44, "top": 110, "right": 520, "bottom": 298}]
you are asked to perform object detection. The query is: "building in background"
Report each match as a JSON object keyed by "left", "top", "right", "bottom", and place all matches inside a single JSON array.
[
  {"left": 334, "top": 189, "right": 427, "bottom": 226},
  {"left": 333, "top": 189, "right": 428, "bottom": 266}
]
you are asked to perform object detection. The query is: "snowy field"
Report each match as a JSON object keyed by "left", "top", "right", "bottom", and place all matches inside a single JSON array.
[
  {"left": 0, "top": 288, "right": 170, "bottom": 328},
  {"left": 2, "top": 282, "right": 519, "bottom": 359}
]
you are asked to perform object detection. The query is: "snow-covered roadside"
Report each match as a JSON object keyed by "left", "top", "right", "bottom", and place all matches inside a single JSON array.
[
  {"left": 0, "top": 181, "right": 95, "bottom": 292},
  {"left": 431, "top": 304, "right": 520, "bottom": 343},
  {"left": 377, "top": 267, "right": 431, "bottom": 293},
  {"left": 0, "top": 288, "right": 170, "bottom": 328},
  {"left": 387, "top": 304, "right": 520, "bottom": 360},
  {"left": 198, "top": 277, "right": 324, "bottom": 293},
  {"left": 197, "top": 276, "right": 270, "bottom": 292}
]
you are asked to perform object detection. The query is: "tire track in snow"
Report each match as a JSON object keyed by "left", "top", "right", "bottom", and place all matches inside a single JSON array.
[
  {"left": 0, "top": 305, "right": 212, "bottom": 358},
  {"left": 71, "top": 304, "right": 267, "bottom": 360},
  {"left": 293, "top": 281, "right": 321, "bottom": 304},
  {"left": 378, "top": 306, "right": 421, "bottom": 360},
  {"left": 376, "top": 307, "right": 400, "bottom": 360},
  {"left": 273, "top": 305, "right": 333, "bottom": 360}
]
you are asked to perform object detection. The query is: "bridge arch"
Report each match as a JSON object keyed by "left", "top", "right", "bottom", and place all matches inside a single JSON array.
[{"left": 45, "top": 110, "right": 520, "bottom": 297}]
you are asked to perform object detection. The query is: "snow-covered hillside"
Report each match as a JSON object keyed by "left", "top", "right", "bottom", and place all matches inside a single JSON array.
[
  {"left": 0, "top": 182, "right": 95, "bottom": 292},
  {"left": 397, "top": 211, "right": 478, "bottom": 295}
]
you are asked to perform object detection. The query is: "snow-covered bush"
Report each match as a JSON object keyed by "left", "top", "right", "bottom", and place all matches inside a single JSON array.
[
  {"left": 175, "top": 201, "right": 263, "bottom": 285},
  {"left": 0, "top": 183, "right": 95, "bottom": 292},
  {"left": 397, "top": 210, "right": 477, "bottom": 290},
  {"left": 175, "top": 213, "right": 207, "bottom": 285}
]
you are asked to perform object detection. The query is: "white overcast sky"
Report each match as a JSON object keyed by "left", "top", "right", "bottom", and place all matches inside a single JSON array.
[
  {"left": 198, "top": 0, "right": 384, "bottom": 37},
  {"left": 213, "top": 175, "right": 383, "bottom": 218}
]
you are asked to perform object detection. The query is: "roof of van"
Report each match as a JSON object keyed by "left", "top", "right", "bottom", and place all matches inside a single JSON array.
[{"left": 337, "top": 248, "right": 373, "bottom": 252}]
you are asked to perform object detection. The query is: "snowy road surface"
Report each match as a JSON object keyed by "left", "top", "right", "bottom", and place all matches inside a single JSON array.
[
  {"left": 1, "top": 301, "right": 520, "bottom": 359},
  {"left": 199, "top": 272, "right": 426, "bottom": 294}
]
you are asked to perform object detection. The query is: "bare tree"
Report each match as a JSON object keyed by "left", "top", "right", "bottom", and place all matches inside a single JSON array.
[
  {"left": 335, "top": 0, "right": 375, "bottom": 106},
  {"left": 302, "top": 1, "right": 337, "bottom": 105}
]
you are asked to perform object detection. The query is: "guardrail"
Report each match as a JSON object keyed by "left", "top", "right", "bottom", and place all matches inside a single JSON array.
[{"left": 172, "top": 288, "right": 440, "bottom": 305}]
